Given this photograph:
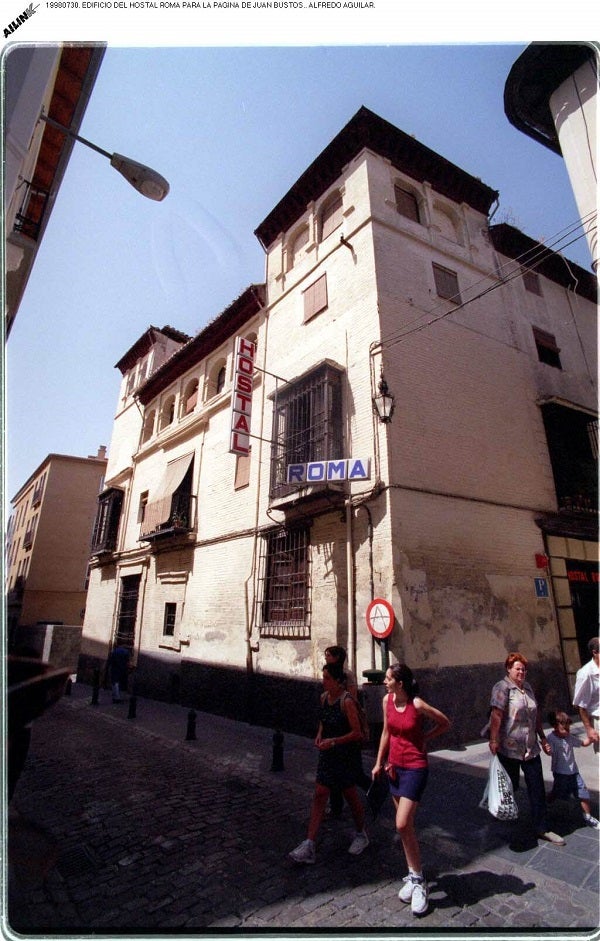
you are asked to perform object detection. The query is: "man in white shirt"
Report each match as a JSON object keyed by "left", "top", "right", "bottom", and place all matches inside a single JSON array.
[{"left": 573, "top": 637, "right": 600, "bottom": 753}]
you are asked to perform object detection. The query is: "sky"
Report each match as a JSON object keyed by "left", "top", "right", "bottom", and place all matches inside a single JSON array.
[{"left": 3, "top": 19, "right": 597, "bottom": 513}]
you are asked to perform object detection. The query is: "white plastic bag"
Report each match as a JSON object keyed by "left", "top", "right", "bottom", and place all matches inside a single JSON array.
[{"left": 479, "top": 755, "right": 518, "bottom": 820}]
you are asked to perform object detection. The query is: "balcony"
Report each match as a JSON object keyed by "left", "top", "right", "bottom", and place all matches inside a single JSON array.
[
  {"left": 139, "top": 493, "right": 195, "bottom": 544},
  {"left": 13, "top": 181, "right": 50, "bottom": 242}
]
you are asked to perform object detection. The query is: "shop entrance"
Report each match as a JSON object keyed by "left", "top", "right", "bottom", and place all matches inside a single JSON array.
[{"left": 566, "top": 559, "right": 599, "bottom": 663}]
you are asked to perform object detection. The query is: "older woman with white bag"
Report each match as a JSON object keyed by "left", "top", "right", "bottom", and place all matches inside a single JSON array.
[{"left": 487, "top": 652, "right": 565, "bottom": 846}]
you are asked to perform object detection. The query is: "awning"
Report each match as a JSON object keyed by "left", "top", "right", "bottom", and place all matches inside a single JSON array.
[{"left": 140, "top": 453, "right": 194, "bottom": 536}]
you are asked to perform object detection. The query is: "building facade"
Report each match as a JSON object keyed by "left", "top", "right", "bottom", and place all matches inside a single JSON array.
[
  {"left": 80, "top": 108, "right": 598, "bottom": 742},
  {"left": 4, "top": 43, "right": 105, "bottom": 336},
  {"left": 6, "top": 447, "right": 108, "bottom": 649}
]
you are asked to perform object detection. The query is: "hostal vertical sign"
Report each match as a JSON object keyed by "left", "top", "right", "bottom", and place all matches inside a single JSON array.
[{"left": 229, "top": 336, "right": 256, "bottom": 455}]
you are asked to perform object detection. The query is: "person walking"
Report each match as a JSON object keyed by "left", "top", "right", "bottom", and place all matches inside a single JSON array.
[
  {"left": 546, "top": 710, "right": 599, "bottom": 829},
  {"left": 489, "top": 652, "right": 565, "bottom": 845},
  {"left": 371, "top": 663, "right": 451, "bottom": 917},
  {"left": 109, "top": 645, "right": 131, "bottom": 703},
  {"left": 288, "top": 661, "right": 369, "bottom": 865},
  {"left": 324, "top": 645, "right": 369, "bottom": 817},
  {"left": 573, "top": 637, "right": 599, "bottom": 753}
]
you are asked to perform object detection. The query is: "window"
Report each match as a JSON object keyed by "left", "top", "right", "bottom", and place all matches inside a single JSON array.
[
  {"left": 523, "top": 269, "right": 542, "bottom": 295},
  {"left": 115, "top": 574, "right": 141, "bottom": 649},
  {"left": 320, "top": 193, "right": 343, "bottom": 242},
  {"left": 395, "top": 185, "right": 420, "bottom": 223},
  {"left": 207, "top": 360, "right": 227, "bottom": 399},
  {"left": 234, "top": 450, "right": 251, "bottom": 490},
  {"left": 216, "top": 366, "right": 226, "bottom": 395},
  {"left": 303, "top": 273, "right": 328, "bottom": 322},
  {"left": 533, "top": 327, "right": 562, "bottom": 369},
  {"left": 433, "top": 263, "right": 461, "bottom": 303},
  {"left": 288, "top": 226, "right": 309, "bottom": 270},
  {"left": 183, "top": 379, "right": 199, "bottom": 415},
  {"left": 139, "top": 454, "right": 194, "bottom": 540},
  {"left": 91, "top": 489, "right": 124, "bottom": 553},
  {"left": 163, "top": 603, "right": 176, "bottom": 637},
  {"left": 141, "top": 409, "right": 156, "bottom": 444},
  {"left": 541, "top": 402, "right": 598, "bottom": 512},
  {"left": 137, "top": 491, "right": 148, "bottom": 524},
  {"left": 160, "top": 395, "right": 176, "bottom": 430},
  {"left": 270, "top": 362, "right": 343, "bottom": 500},
  {"left": 259, "top": 527, "right": 310, "bottom": 638}
]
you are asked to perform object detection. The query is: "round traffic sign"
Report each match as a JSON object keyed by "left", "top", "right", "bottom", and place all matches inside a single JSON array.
[{"left": 365, "top": 598, "right": 395, "bottom": 639}]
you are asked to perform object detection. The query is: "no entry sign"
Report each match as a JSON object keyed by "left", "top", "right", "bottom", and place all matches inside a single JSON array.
[{"left": 365, "top": 598, "right": 395, "bottom": 639}]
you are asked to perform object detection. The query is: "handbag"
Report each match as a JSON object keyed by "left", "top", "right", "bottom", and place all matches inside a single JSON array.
[
  {"left": 479, "top": 755, "right": 518, "bottom": 820},
  {"left": 366, "top": 773, "right": 389, "bottom": 818}
]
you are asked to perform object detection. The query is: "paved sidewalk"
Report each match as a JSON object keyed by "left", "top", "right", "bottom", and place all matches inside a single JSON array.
[{"left": 5, "top": 682, "right": 599, "bottom": 935}]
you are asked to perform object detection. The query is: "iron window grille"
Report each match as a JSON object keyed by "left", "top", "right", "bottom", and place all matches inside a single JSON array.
[
  {"left": 163, "top": 602, "right": 176, "bottom": 637},
  {"left": 13, "top": 181, "right": 50, "bottom": 241},
  {"left": 91, "top": 489, "right": 124, "bottom": 554},
  {"left": 269, "top": 362, "right": 344, "bottom": 500},
  {"left": 114, "top": 574, "right": 141, "bottom": 649},
  {"left": 258, "top": 526, "right": 310, "bottom": 638}
]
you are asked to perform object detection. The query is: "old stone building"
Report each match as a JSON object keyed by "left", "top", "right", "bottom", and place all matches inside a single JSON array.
[
  {"left": 6, "top": 447, "right": 108, "bottom": 668},
  {"left": 79, "top": 107, "right": 597, "bottom": 741}
]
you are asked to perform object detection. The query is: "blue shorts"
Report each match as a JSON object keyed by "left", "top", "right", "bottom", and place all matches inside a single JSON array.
[
  {"left": 551, "top": 772, "right": 590, "bottom": 801},
  {"left": 388, "top": 766, "right": 429, "bottom": 802}
]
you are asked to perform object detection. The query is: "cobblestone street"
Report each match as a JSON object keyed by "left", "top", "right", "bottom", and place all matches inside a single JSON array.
[{"left": 6, "top": 684, "right": 599, "bottom": 935}]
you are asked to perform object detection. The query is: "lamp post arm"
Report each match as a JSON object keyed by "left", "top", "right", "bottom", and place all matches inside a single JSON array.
[{"left": 40, "top": 113, "right": 113, "bottom": 160}]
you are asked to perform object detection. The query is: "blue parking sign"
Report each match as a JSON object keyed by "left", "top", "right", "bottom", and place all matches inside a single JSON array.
[{"left": 534, "top": 577, "right": 549, "bottom": 598}]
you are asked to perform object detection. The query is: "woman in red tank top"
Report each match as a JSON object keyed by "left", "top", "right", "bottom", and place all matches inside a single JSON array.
[{"left": 372, "top": 663, "right": 451, "bottom": 916}]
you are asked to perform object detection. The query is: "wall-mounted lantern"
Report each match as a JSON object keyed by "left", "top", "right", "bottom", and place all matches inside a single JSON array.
[{"left": 372, "top": 370, "right": 395, "bottom": 424}]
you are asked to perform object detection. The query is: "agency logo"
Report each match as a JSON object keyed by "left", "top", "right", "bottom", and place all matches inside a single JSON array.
[{"left": 4, "top": 2, "right": 39, "bottom": 38}]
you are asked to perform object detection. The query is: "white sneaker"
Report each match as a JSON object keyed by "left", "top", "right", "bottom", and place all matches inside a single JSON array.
[
  {"left": 348, "top": 830, "right": 369, "bottom": 855},
  {"left": 537, "top": 830, "right": 565, "bottom": 845},
  {"left": 584, "top": 814, "right": 600, "bottom": 829},
  {"left": 410, "top": 878, "right": 429, "bottom": 916},
  {"left": 398, "top": 874, "right": 416, "bottom": 903},
  {"left": 288, "top": 839, "right": 316, "bottom": 864}
]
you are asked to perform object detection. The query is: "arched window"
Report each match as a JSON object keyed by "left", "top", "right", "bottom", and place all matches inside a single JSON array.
[
  {"left": 432, "top": 202, "right": 462, "bottom": 244},
  {"left": 288, "top": 226, "right": 309, "bottom": 270},
  {"left": 182, "top": 379, "right": 199, "bottom": 416},
  {"left": 160, "top": 395, "right": 176, "bottom": 430},
  {"left": 142, "top": 409, "right": 156, "bottom": 444},
  {"left": 320, "top": 192, "right": 343, "bottom": 241},
  {"left": 207, "top": 359, "right": 227, "bottom": 399}
]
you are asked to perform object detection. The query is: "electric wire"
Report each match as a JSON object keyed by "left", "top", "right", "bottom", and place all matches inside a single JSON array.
[{"left": 374, "top": 210, "right": 597, "bottom": 354}]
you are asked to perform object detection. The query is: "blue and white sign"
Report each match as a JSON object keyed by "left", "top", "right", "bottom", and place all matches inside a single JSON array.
[
  {"left": 534, "top": 577, "right": 549, "bottom": 598},
  {"left": 287, "top": 458, "right": 371, "bottom": 484}
]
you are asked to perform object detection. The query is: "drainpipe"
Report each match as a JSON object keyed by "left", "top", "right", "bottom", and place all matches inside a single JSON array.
[{"left": 346, "top": 495, "right": 356, "bottom": 672}]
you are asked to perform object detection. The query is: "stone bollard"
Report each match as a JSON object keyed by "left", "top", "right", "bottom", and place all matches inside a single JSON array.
[
  {"left": 91, "top": 668, "right": 100, "bottom": 706},
  {"left": 185, "top": 709, "right": 197, "bottom": 741},
  {"left": 128, "top": 694, "right": 137, "bottom": 720},
  {"left": 271, "top": 729, "right": 284, "bottom": 772}
]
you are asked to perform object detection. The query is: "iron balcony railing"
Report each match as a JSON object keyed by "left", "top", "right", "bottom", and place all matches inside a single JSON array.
[
  {"left": 13, "top": 181, "right": 50, "bottom": 242},
  {"left": 139, "top": 493, "right": 195, "bottom": 541}
]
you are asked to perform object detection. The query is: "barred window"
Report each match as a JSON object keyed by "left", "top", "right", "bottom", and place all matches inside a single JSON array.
[
  {"left": 259, "top": 527, "right": 310, "bottom": 638},
  {"left": 91, "top": 488, "right": 123, "bottom": 553},
  {"left": 163, "top": 602, "right": 176, "bottom": 637},
  {"left": 270, "top": 362, "right": 343, "bottom": 500}
]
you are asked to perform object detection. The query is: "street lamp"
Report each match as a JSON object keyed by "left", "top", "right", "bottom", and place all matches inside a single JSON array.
[
  {"left": 40, "top": 114, "right": 170, "bottom": 201},
  {"left": 372, "top": 370, "right": 395, "bottom": 423}
]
